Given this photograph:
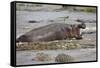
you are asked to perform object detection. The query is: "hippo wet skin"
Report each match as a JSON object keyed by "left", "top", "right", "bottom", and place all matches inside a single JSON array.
[{"left": 16, "top": 23, "right": 86, "bottom": 42}]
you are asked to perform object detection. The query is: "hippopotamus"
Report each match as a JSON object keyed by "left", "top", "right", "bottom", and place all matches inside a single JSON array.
[{"left": 16, "top": 23, "right": 86, "bottom": 42}]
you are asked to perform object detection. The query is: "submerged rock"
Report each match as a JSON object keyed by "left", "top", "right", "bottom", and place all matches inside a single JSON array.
[
  {"left": 55, "top": 53, "right": 74, "bottom": 62},
  {"left": 28, "top": 20, "right": 38, "bottom": 23},
  {"left": 32, "top": 52, "right": 52, "bottom": 61}
]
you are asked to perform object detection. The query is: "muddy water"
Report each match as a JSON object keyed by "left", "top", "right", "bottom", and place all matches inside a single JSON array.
[{"left": 16, "top": 10, "right": 97, "bottom": 65}]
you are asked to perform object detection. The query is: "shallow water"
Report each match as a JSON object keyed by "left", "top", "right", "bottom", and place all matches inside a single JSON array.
[
  {"left": 16, "top": 9, "right": 97, "bottom": 65},
  {"left": 16, "top": 48, "right": 96, "bottom": 65}
]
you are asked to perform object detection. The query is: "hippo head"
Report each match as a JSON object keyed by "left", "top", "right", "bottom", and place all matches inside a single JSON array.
[
  {"left": 78, "top": 23, "right": 86, "bottom": 29},
  {"left": 65, "top": 23, "right": 86, "bottom": 40}
]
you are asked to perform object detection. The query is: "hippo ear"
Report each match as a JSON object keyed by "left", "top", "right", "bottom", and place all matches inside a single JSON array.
[{"left": 81, "top": 23, "right": 86, "bottom": 29}]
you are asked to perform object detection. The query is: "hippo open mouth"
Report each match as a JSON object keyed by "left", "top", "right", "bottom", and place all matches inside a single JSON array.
[
  {"left": 75, "top": 23, "right": 86, "bottom": 39},
  {"left": 67, "top": 23, "right": 86, "bottom": 40}
]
